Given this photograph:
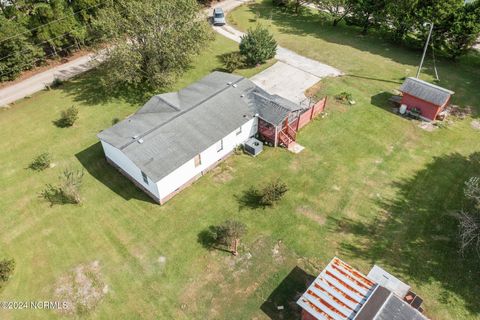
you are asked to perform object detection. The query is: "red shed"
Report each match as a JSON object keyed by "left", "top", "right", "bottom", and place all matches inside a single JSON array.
[{"left": 399, "top": 77, "right": 454, "bottom": 121}]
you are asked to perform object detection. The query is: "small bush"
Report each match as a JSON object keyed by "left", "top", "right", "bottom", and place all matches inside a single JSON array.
[
  {"left": 41, "top": 168, "right": 84, "bottom": 206},
  {"left": 335, "top": 91, "right": 353, "bottom": 104},
  {"left": 51, "top": 77, "right": 64, "bottom": 88},
  {"left": 240, "top": 24, "right": 277, "bottom": 66},
  {"left": 0, "top": 259, "right": 15, "bottom": 285},
  {"left": 221, "top": 52, "right": 245, "bottom": 73},
  {"left": 260, "top": 179, "right": 288, "bottom": 206},
  {"left": 234, "top": 145, "right": 244, "bottom": 155},
  {"left": 112, "top": 118, "right": 120, "bottom": 125},
  {"left": 29, "top": 152, "right": 52, "bottom": 171},
  {"left": 55, "top": 106, "right": 79, "bottom": 128}
]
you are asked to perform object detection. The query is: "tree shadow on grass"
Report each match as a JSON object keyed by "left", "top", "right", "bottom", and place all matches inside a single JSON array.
[
  {"left": 331, "top": 152, "right": 480, "bottom": 314},
  {"left": 235, "top": 186, "right": 265, "bottom": 210},
  {"left": 197, "top": 226, "right": 233, "bottom": 254},
  {"left": 75, "top": 142, "right": 154, "bottom": 204},
  {"left": 260, "top": 266, "right": 315, "bottom": 320},
  {"left": 60, "top": 67, "right": 154, "bottom": 106}
]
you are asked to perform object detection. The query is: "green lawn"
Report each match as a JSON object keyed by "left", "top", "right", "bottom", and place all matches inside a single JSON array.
[
  {"left": 0, "top": 3, "right": 479, "bottom": 320},
  {"left": 227, "top": 1, "right": 480, "bottom": 319}
]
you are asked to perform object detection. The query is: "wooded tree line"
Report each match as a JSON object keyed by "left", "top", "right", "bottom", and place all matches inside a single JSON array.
[
  {"left": 0, "top": 0, "right": 105, "bottom": 81},
  {"left": 276, "top": 0, "right": 480, "bottom": 60}
]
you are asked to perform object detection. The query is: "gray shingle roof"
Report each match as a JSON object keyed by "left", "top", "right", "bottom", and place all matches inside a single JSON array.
[
  {"left": 97, "top": 71, "right": 299, "bottom": 182},
  {"left": 400, "top": 77, "right": 454, "bottom": 106},
  {"left": 374, "top": 294, "right": 427, "bottom": 320}
]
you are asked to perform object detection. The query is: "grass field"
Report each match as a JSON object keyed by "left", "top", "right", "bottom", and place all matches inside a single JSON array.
[{"left": 0, "top": 3, "right": 479, "bottom": 319}]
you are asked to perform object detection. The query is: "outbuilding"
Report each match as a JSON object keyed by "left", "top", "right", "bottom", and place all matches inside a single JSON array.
[{"left": 399, "top": 77, "right": 454, "bottom": 121}]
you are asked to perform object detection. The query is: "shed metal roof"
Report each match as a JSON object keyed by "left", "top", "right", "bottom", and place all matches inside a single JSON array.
[
  {"left": 296, "top": 257, "right": 377, "bottom": 320},
  {"left": 97, "top": 72, "right": 299, "bottom": 182},
  {"left": 400, "top": 77, "right": 454, "bottom": 106}
]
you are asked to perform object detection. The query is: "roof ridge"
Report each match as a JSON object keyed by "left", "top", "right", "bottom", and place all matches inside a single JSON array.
[
  {"left": 119, "top": 76, "right": 246, "bottom": 150},
  {"left": 406, "top": 77, "right": 454, "bottom": 94},
  {"left": 156, "top": 94, "right": 182, "bottom": 111}
]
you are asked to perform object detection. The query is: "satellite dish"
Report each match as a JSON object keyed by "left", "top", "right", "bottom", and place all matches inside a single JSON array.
[{"left": 399, "top": 104, "right": 407, "bottom": 115}]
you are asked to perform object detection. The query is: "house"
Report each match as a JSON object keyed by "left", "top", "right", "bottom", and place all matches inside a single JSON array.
[
  {"left": 97, "top": 72, "right": 325, "bottom": 204},
  {"left": 297, "top": 257, "right": 428, "bottom": 320},
  {"left": 399, "top": 77, "right": 454, "bottom": 121}
]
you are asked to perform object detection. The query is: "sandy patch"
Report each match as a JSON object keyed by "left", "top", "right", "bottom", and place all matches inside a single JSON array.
[
  {"left": 296, "top": 206, "right": 326, "bottom": 225},
  {"left": 53, "top": 260, "right": 108, "bottom": 316},
  {"left": 212, "top": 165, "right": 235, "bottom": 183},
  {"left": 418, "top": 121, "right": 437, "bottom": 132},
  {"left": 471, "top": 120, "right": 480, "bottom": 131}
]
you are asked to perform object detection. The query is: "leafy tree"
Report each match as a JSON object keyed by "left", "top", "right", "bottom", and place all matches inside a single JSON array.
[
  {"left": 458, "top": 177, "right": 480, "bottom": 257},
  {"left": 412, "top": 0, "right": 463, "bottom": 49},
  {"left": 348, "top": 0, "right": 387, "bottom": 34},
  {"left": 312, "top": 0, "right": 354, "bottom": 26},
  {"left": 385, "top": 0, "right": 419, "bottom": 41},
  {"left": 213, "top": 220, "right": 247, "bottom": 256},
  {"left": 0, "top": 16, "right": 43, "bottom": 81},
  {"left": 94, "top": 0, "right": 213, "bottom": 89},
  {"left": 435, "top": 1, "right": 480, "bottom": 59},
  {"left": 260, "top": 179, "right": 288, "bottom": 206},
  {"left": 29, "top": 0, "right": 87, "bottom": 55},
  {"left": 0, "top": 259, "right": 15, "bottom": 286},
  {"left": 240, "top": 24, "right": 277, "bottom": 66}
]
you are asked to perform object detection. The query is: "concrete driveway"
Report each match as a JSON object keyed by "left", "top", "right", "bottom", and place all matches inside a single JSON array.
[{"left": 210, "top": 1, "right": 342, "bottom": 104}]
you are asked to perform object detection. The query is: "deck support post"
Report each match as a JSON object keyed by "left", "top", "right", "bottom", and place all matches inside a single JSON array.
[{"left": 274, "top": 126, "right": 278, "bottom": 148}]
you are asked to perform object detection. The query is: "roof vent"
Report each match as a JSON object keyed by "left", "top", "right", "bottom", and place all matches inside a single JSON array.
[
  {"left": 227, "top": 81, "right": 232, "bottom": 86},
  {"left": 240, "top": 94, "right": 245, "bottom": 98},
  {"left": 138, "top": 138, "right": 144, "bottom": 144},
  {"left": 132, "top": 135, "right": 139, "bottom": 139},
  {"left": 232, "top": 84, "right": 238, "bottom": 88}
]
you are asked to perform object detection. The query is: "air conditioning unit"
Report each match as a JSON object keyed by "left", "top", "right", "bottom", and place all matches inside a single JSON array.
[{"left": 244, "top": 138, "right": 263, "bottom": 157}]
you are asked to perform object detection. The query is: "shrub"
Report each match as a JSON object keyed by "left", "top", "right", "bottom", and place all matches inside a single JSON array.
[
  {"left": 51, "top": 77, "right": 64, "bottom": 88},
  {"left": 239, "top": 25, "right": 277, "bottom": 66},
  {"left": 335, "top": 91, "right": 353, "bottom": 104},
  {"left": 0, "top": 259, "right": 15, "bottom": 285},
  {"left": 112, "top": 117, "right": 120, "bottom": 125},
  {"left": 260, "top": 179, "right": 288, "bottom": 206},
  {"left": 221, "top": 52, "right": 245, "bottom": 73},
  {"left": 213, "top": 220, "right": 247, "bottom": 255},
  {"left": 41, "top": 168, "right": 84, "bottom": 206},
  {"left": 55, "top": 106, "right": 79, "bottom": 128},
  {"left": 29, "top": 152, "right": 52, "bottom": 171}
]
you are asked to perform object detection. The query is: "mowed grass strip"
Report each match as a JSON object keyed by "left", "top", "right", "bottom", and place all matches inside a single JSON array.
[{"left": 0, "top": 6, "right": 480, "bottom": 319}]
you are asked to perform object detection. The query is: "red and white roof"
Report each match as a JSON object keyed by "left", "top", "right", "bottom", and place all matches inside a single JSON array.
[{"left": 297, "top": 257, "right": 377, "bottom": 320}]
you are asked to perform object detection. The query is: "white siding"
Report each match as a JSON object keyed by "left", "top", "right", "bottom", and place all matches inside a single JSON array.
[
  {"left": 100, "top": 141, "right": 160, "bottom": 199},
  {"left": 156, "top": 118, "right": 257, "bottom": 200}
]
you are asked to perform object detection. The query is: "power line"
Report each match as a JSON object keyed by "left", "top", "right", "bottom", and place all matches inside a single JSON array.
[{"left": 0, "top": 1, "right": 106, "bottom": 45}]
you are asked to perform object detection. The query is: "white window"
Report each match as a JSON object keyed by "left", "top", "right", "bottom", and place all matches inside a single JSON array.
[
  {"left": 194, "top": 154, "right": 201, "bottom": 167},
  {"left": 141, "top": 171, "right": 149, "bottom": 184},
  {"left": 236, "top": 126, "right": 242, "bottom": 135},
  {"left": 217, "top": 139, "right": 224, "bottom": 152}
]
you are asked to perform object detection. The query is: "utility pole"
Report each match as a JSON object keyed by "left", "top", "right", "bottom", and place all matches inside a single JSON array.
[{"left": 416, "top": 22, "right": 434, "bottom": 78}]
